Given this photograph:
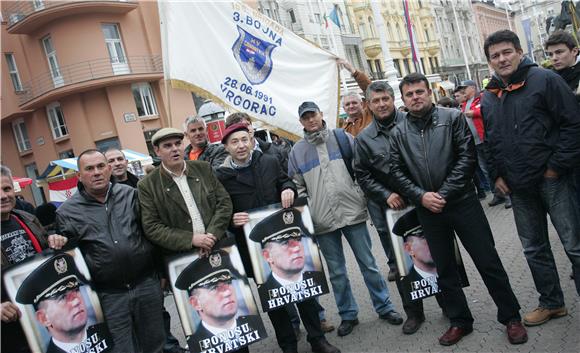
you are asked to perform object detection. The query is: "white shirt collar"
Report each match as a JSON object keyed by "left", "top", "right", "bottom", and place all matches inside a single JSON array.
[
  {"left": 272, "top": 271, "right": 304, "bottom": 287},
  {"left": 162, "top": 161, "right": 186, "bottom": 178},
  {"left": 414, "top": 266, "right": 437, "bottom": 279},
  {"left": 52, "top": 331, "right": 87, "bottom": 353},
  {"left": 201, "top": 317, "right": 238, "bottom": 336}
]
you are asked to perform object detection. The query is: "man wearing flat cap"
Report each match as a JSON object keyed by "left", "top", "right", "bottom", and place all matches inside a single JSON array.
[
  {"left": 175, "top": 251, "right": 264, "bottom": 353},
  {"left": 16, "top": 254, "right": 92, "bottom": 353},
  {"left": 139, "top": 127, "right": 233, "bottom": 255}
]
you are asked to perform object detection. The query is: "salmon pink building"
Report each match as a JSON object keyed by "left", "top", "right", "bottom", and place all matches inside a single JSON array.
[{"left": 1, "top": 0, "right": 197, "bottom": 205}]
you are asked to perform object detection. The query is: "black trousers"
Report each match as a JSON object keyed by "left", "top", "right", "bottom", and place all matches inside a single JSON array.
[
  {"left": 267, "top": 298, "right": 324, "bottom": 351},
  {"left": 416, "top": 194, "right": 521, "bottom": 328}
]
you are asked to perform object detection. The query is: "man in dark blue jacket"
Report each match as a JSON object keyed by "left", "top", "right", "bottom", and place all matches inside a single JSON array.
[{"left": 481, "top": 30, "right": 580, "bottom": 327}]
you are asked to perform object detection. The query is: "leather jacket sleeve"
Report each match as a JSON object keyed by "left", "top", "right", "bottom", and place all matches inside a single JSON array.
[
  {"left": 437, "top": 114, "right": 477, "bottom": 200},
  {"left": 353, "top": 138, "right": 392, "bottom": 203},
  {"left": 388, "top": 134, "right": 426, "bottom": 205}
]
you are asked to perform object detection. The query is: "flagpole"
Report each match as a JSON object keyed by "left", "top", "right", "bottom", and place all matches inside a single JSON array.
[
  {"left": 369, "top": 0, "right": 402, "bottom": 107},
  {"left": 159, "top": 1, "right": 173, "bottom": 128},
  {"left": 316, "top": 0, "right": 348, "bottom": 94},
  {"left": 451, "top": 0, "right": 472, "bottom": 79}
]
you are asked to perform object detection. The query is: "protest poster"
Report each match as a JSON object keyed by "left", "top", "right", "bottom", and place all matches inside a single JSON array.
[
  {"left": 243, "top": 202, "right": 329, "bottom": 312},
  {"left": 3, "top": 249, "right": 113, "bottom": 353},
  {"left": 387, "top": 207, "right": 469, "bottom": 302},
  {"left": 167, "top": 239, "right": 267, "bottom": 353}
]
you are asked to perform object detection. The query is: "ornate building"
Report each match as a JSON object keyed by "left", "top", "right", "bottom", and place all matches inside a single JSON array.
[
  {"left": 345, "top": 0, "right": 441, "bottom": 79},
  {"left": 255, "top": 0, "right": 368, "bottom": 73},
  {"left": 431, "top": 0, "right": 488, "bottom": 84}
]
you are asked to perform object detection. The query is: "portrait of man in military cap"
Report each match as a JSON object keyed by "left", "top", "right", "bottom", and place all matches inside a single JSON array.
[
  {"left": 388, "top": 208, "right": 468, "bottom": 302},
  {"left": 3, "top": 250, "right": 112, "bottom": 353},
  {"left": 171, "top": 247, "right": 266, "bottom": 353},
  {"left": 246, "top": 206, "right": 329, "bottom": 312}
]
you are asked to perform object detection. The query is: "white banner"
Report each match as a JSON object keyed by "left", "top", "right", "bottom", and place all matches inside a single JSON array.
[{"left": 159, "top": 1, "right": 339, "bottom": 137}]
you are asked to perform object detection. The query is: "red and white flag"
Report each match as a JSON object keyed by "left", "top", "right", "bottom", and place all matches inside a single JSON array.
[{"left": 48, "top": 177, "right": 78, "bottom": 203}]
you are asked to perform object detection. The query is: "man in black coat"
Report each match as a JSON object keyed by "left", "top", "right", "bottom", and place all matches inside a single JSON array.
[
  {"left": 389, "top": 73, "right": 527, "bottom": 346},
  {"left": 215, "top": 124, "right": 338, "bottom": 353},
  {"left": 482, "top": 30, "right": 580, "bottom": 327}
]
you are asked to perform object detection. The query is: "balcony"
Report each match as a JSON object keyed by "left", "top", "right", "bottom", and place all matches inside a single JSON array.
[
  {"left": 363, "top": 37, "right": 381, "bottom": 57},
  {"left": 351, "top": 1, "right": 369, "bottom": 11},
  {"left": 18, "top": 55, "right": 162, "bottom": 109},
  {"left": 5, "top": 0, "right": 137, "bottom": 34}
]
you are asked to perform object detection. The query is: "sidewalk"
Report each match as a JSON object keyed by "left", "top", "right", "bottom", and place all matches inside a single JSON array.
[{"left": 166, "top": 199, "right": 579, "bottom": 353}]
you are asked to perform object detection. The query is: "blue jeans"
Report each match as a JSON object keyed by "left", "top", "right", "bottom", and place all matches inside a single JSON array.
[
  {"left": 475, "top": 144, "right": 491, "bottom": 191},
  {"left": 510, "top": 174, "right": 580, "bottom": 308},
  {"left": 98, "top": 275, "right": 166, "bottom": 353},
  {"left": 316, "top": 222, "right": 395, "bottom": 320},
  {"left": 367, "top": 200, "right": 396, "bottom": 271}
]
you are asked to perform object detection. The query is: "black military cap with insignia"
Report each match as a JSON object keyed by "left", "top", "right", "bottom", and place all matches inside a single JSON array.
[
  {"left": 249, "top": 208, "right": 311, "bottom": 247},
  {"left": 16, "top": 253, "right": 86, "bottom": 306},
  {"left": 175, "top": 250, "right": 240, "bottom": 293},
  {"left": 392, "top": 209, "right": 424, "bottom": 240}
]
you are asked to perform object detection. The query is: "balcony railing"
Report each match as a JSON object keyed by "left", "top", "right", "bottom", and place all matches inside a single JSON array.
[
  {"left": 18, "top": 55, "right": 162, "bottom": 105},
  {"left": 4, "top": 0, "right": 134, "bottom": 27}
]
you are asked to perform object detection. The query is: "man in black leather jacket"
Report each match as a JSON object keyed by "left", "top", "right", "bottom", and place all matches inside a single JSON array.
[
  {"left": 56, "top": 149, "right": 165, "bottom": 353},
  {"left": 389, "top": 73, "right": 527, "bottom": 346},
  {"left": 354, "top": 80, "right": 442, "bottom": 335}
]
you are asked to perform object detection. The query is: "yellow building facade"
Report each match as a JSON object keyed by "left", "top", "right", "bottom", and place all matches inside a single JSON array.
[{"left": 346, "top": 0, "right": 441, "bottom": 79}]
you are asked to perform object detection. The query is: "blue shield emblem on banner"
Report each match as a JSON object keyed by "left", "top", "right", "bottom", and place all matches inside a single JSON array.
[{"left": 232, "top": 26, "right": 276, "bottom": 85}]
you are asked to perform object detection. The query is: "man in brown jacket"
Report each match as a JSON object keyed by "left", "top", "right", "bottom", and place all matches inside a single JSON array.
[
  {"left": 337, "top": 59, "right": 373, "bottom": 136},
  {"left": 138, "top": 128, "right": 233, "bottom": 254}
]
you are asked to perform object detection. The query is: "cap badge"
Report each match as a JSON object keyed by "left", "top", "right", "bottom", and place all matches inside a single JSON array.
[
  {"left": 209, "top": 253, "right": 222, "bottom": 268},
  {"left": 283, "top": 211, "right": 294, "bottom": 225},
  {"left": 54, "top": 258, "right": 67, "bottom": 274}
]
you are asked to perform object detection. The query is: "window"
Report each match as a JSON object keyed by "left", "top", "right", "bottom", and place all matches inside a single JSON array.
[
  {"left": 102, "top": 24, "right": 127, "bottom": 64},
  {"left": 132, "top": 83, "right": 158, "bottom": 117},
  {"left": 33, "top": 0, "right": 44, "bottom": 10},
  {"left": 288, "top": 9, "right": 296, "bottom": 23},
  {"left": 12, "top": 119, "right": 31, "bottom": 152},
  {"left": 59, "top": 150, "right": 74, "bottom": 159},
  {"left": 42, "top": 35, "right": 64, "bottom": 87},
  {"left": 314, "top": 13, "right": 321, "bottom": 24},
  {"left": 46, "top": 102, "right": 69, "bottom": 139},
  {"left": 394, "top": 59, "right": 401, "bottom": 76},
  {"left": 5, "top": 54, "right": 23, "bottom": 92},
  {"left": 403, "top": 59, "right": 411, "bottom": 74}
]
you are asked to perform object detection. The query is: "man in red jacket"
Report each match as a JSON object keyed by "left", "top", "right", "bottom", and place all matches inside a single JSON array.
[{"left": 458, "top": 80, "right": 511, "bottom": 208}]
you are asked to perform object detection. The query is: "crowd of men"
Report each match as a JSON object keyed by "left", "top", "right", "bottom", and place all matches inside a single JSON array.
[{"left": 1, "top": 29, "right": 579, "bottom": 353}]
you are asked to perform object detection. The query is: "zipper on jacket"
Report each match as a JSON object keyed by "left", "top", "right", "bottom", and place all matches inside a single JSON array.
[{"left": 420, "top": 130, "right": 436, "bottom": 190}]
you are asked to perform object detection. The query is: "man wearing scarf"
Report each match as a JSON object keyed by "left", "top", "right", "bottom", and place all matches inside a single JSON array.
[{"left": 481, "top": 30, "right": 580, "bottom": 327}]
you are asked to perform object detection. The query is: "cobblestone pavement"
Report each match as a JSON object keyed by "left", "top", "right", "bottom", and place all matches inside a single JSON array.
[{"left": 165, "top": 198, "right": 579, "bottom": 353}]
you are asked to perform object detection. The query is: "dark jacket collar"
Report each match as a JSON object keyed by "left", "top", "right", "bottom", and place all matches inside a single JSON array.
[
  {"left": 486, "top": 56, "right": 536, "bottom": 93},
  {"left": 370, "top": 110, "right": 401, "bottom": 138}
]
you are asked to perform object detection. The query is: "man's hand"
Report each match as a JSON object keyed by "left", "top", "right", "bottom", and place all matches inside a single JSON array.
[
  {"left": 232, "top": 212, "right": 250, "bottom": 227},
  {"left": 281, "top": 189, "right": 295, "bottom": 208},
  {"left": 464, "top": 110, "right": 474, "bottom": 118},
  {"left": 1, "top": 302, "right": 21, "bottom": 323},
  {"left": 495, "top": 177, "right": 511, "bottom": 195},
  {"left": 386, "top": 193, "right": 406, "bottom": 210},
  {"left": 544, "top": 169, "right": 559, "bottom": 179},
  {"left": 336, "top": 58, "right": 355, "bottom": 74},
  {"left": 421, "top": 192, "right": 446, "bottom": 213},
  {"left": 192, "top": 233, "right": 216, "bottom": 251},
  {"left": 47, "top": 234, "right": 68, "bottom": 249}
]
